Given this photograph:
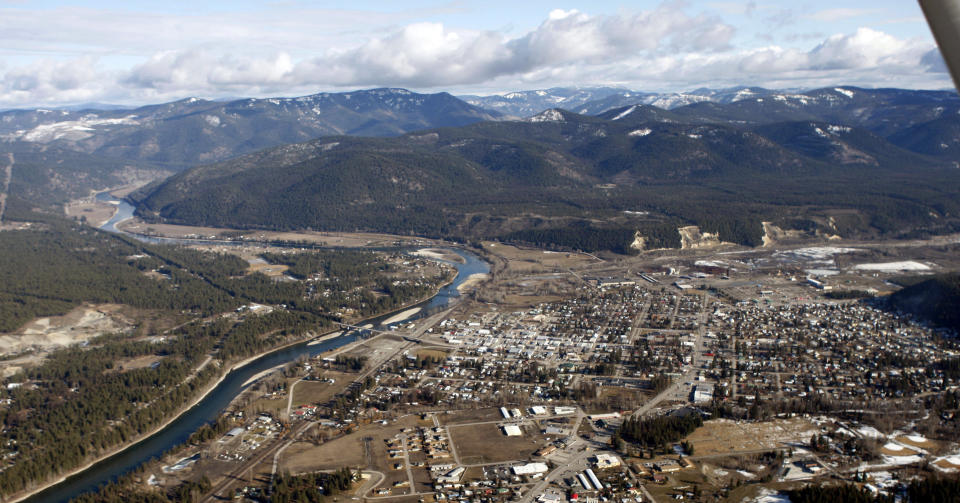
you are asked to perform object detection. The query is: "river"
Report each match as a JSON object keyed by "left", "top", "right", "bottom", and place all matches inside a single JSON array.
[{"left": 23, "top": 193, "right": 488, "bottom": 503}]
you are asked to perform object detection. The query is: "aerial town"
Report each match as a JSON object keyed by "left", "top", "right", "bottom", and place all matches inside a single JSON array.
[{"left": 123, "top": 240, "right": 960, "bottom": 503}]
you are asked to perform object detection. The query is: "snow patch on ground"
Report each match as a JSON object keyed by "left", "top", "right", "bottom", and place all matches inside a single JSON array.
[
  {"left": 938, "top": 454, "right": 960, "bottom": 468},
  {"left": 835, "top": 87, "right": 855, "bottom": 98},
  {"left": 750, "top": 488, "right": 791, "bottom": 503},
  {"left": 883, "top": 442, "right": 904, "bottom": 451},
  {"left": 858, "top": 425, "right": 885, "bottom": 439},
  {"left": 527, "top": 109, "right": 565, "bottom": 123},
  {"left": 628, "top": 128, "right": 652, "bottom": 137},
  {"left": 611, "top": 105, "right": 637, "bottom": 120},
  {"left": 880, "top": 454, "right": 923, "bottom": 465},
  {"left": 775, "top": 247, "right": 859, "bottom": 262},
  {"left": 805, "top": 269, "right": 840, "bottom": 276},
  {"left": 17, "top": 115, "right": 138, "bottom": 142},
  {"left": 907, "top": 434, "right": 928, "bottom": 443},
  {"left": 853, "top": 261, "right": 932, "bottom": 272}
]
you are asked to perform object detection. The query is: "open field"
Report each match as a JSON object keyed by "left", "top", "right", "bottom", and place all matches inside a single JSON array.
[
  {"left": 686, "top": 418, "right": 816, "bottom": 457},
  {"left": 416, "top": 349, "right": 449, "bottom": 361},
  {"left": 448, "top": 422, "right": 542, "bottom": 465},
  {"left": 282, "top": 432, "right": 368, "bottom": 473},
  {"left": 112, "top": 354, "right": 165, "bottom": 372},
  {"left": 896, "top": 435, "right": 938, "bottom": 451},
  {"left": 881, "top": 443, "right": 921, "bottom": 457},
  {"left": 279, "top": 415, "right": 431, "bottom": 495},
  {"left": 481, "top": 241, "right": 596, "bottom": 274},
  {"left": 245, "top": 261, "right": 289, "bottom": 277},
  {"left": 118, "top": 218, "right": 432, "bottom": 248},
  {"left": 437, "top": 407, "right": 503, "bottom": 426},
  {"left": 289, "top": 376, "right": 349, "bottom": 407},
  {"left": 64, "top": 200, "right": 117, "bottom": 228}
]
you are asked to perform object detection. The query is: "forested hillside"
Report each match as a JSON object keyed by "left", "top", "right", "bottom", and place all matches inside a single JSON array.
[
  {"left": 0, "top": 217, "right": 449, "bottom": 496},
  {"left": 132, "top": 107, "right": 960, "bottom": 252},
  {"left": 887, "top": 273, "right": 960, "bottom": 331}
]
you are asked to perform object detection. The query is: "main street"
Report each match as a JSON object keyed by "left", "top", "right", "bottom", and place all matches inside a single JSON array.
[{"left": 631, "top": 291, "right": 709, "bottom": 418}]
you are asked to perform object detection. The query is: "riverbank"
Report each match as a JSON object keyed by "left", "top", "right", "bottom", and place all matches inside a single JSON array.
[
  {"left": 382, "top": 307, "right": 422, "bottom": 325},
  {"left": 64, "top": 199, "right": 119, "bottom": 229},
  {"left": 9, "top": 323, "right": 348, "bottom": 503},
  {"left": 457, "top": 273, "right": 489, "bottom": 292},
  {"left": 411, "top": 248, "right": 466, "bottom": 263},
  {"left": 10, "top": 257, "right": 469, "bottom": 503}
]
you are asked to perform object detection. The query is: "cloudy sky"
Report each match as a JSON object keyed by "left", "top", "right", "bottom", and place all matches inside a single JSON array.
[{"left": 0, "top": 0, "right": 950, "bottom": 108}]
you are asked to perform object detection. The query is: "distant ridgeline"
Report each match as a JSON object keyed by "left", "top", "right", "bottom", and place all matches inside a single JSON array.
[
  {"left": 4, "top": 86, "right": 960, "bottom": 252},
  {"left": 131, "top": 87, "right": 960, "bottom": 253}
]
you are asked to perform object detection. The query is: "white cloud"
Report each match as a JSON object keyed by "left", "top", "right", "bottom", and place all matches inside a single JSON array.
[
  {"left": 805, "top": 8, "right": 884, "bottom": 23},
  {"left": 0, "top": 57, "right": 110, "bottom": 106},
  {"left": 809, "top": 28, "right": 927, "bottom": 70},
  {"left": 122, "top": 4, "right": 736, "bottom": 90},
  {"left": 0, "top": 3, "right": 949, "bottom": 108}
]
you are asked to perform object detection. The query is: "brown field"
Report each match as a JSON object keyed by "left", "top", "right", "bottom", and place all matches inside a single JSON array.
[
  {"left": 880, "top": 444, "right": 920, "bottom": 457},
  {"left": 896, "top": 435, "right": 937, "bottom": 451},
  {"left": 503, "top": 294, "right": 568, "bottom": 307},
  {"left": 934, "top": 458, "right": 960, "bottom": 470},
  {"left": 283, "top": 433, "right": 366, "bottom": 473},
  {"left": 114, "top": 354, "right": 165, "bottom": 372},
  {"left": 437, "top": 407, "right": 503, "bottom": 426},
  {"left": 249, "top": 393, "right": 289, "bottom": 417},
  {"left": 481, "top": 241, "right": 595, "bottom": 274},
  {"left": 289, "top": 377, "right": 345, "bottom": 407},
  {"left": 686, "top": 418, "right": 816, "bottom": 457},
  {"left": 416, "top": 349, "right": 449, "bottom": 361},
  {"left": 280, "top": 415, "right": 428, "bottom": 489},
  {"left": 448, "top": 422, "right": 542, "bottom": 465},
  {"left": 117, "top": 218, "right": 430, "bottom": 248},
  {"left": 246, "top": 262, "right": 289, "bottom": 277},
  {"left": 64, "top": 201, "right": 117, "bottom": 227}
]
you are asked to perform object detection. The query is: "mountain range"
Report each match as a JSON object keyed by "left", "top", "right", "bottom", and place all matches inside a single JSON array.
[
  {"left": 4, "top": 85, "right": 960, "bottom": 252},
  {"left": 131, "top": 101, "right": 960, "bottom": 252},
  {"left": 0, "top": 89, "right": 499, "bottom": 168},
  {"left": 458, "top": 86, "right": 791, "bottom": 117}
]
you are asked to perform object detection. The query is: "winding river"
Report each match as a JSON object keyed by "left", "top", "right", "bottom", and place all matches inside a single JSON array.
[{"left": 23, "top": 194, "right": 489, "bottom": 503}]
